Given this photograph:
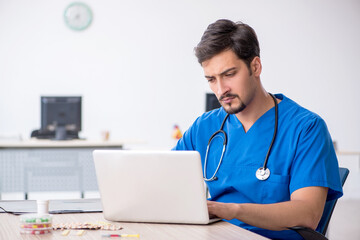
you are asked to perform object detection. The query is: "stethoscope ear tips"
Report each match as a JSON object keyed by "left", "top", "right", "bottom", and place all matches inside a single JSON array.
[{"left": 213, "top": 176, "right": 218, "bottom": 181}]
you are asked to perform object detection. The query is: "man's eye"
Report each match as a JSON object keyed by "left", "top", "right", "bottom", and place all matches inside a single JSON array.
[
  {"left": 207, "top": 78, "right": 215, "bottom": 83},
  {"left": 225, "top": 72, "right": 235, "bottom": 77}
]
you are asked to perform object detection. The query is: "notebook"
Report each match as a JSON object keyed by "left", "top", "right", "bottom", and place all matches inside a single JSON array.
[{"left": 93, "top": 150, "right": 220, "bottom": 224}]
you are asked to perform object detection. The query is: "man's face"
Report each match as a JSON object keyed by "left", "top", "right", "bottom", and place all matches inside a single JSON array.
[{"left": 202, "top": 49, "right": 258, "bottom": 115}]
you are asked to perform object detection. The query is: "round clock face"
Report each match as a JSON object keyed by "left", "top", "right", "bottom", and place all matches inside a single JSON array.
[{"left": 64, "top": 2, "right": 93, "bottom": 31}]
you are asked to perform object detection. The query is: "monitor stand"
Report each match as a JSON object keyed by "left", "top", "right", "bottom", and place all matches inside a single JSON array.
[{"left": 55, "top": 126, "right": 67, "bottom": 140}]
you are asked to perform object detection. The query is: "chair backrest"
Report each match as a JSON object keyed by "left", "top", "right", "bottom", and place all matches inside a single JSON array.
[{"left": 316, "top": 167, "right": 349, "bottom": 235}]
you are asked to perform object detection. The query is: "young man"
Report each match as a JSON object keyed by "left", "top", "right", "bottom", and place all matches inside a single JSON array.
[{"left": 173, "top": 19, "right": 343, "bottom": 239}]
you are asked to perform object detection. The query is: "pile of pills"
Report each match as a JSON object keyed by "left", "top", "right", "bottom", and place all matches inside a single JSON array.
[
  {"left": 20, "top": 200, "right": 52, "bottom": 235},
  {"left": 52, "top": 222, "right": 122, "bottom": 231},
  {"left": 18, "top": 200, "right": 123, "bottom": 236},
  {"left": 20, "top": 214, "right": 52, "bottom": 235}
]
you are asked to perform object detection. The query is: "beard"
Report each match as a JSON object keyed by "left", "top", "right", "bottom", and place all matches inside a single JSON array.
[{"left": 219, "top": 93, "right": 247, "bottom": 114}]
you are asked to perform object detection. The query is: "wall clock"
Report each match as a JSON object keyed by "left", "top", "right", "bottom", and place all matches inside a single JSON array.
[{"left": 64, "top": 2, "right": 93, "bottom": 31}]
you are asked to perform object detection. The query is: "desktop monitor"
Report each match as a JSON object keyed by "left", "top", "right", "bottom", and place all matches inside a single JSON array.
[
  {"left": 41, "top": 96, "right": 82, "bottom": 140},
  {"left": 205, "top": 93, "right": 221, "bottom": 112}
]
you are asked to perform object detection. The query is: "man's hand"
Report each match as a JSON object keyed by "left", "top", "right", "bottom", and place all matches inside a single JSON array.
[{"left": 207, "top": 201, "right": 238, "bottom": 220}]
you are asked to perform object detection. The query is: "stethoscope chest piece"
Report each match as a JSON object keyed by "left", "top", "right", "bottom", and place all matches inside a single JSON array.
[{"left": 256, "top": 167, "right": 270, "bottom": 181}]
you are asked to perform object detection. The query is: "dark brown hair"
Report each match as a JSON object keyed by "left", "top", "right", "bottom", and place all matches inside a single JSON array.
[{"left": 194, "top": 19, "right": 260, "bottom": 68}]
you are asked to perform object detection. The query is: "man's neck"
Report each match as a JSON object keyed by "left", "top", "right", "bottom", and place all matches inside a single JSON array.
[{"left": 234, "top": 89, "right": 276, "bottom": 133}]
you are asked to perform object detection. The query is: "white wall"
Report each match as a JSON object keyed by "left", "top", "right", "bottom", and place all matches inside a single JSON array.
[{"left": 0, "top": 0, "right": 359, "bottom": 151}]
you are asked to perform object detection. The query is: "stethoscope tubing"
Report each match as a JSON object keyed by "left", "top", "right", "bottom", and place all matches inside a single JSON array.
[
  {"left": 203, "top": 144, "right": 226, "bottom": 181},
  {"left": 262, "top": 93, "right": 278, "bottom": 169},
  {"left": 204, "top": 115, "right": 229, "bottom": 182}
]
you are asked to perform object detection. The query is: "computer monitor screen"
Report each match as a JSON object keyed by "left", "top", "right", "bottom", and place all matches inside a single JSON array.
[
  {"left": 41, "top": 96, "right": 82, "bottom": 140},
  {"left": 205, "top": 93, "right": 221, "bottom": 112}
]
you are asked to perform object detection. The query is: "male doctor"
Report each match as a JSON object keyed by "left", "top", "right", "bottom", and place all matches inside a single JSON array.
[{"left": 173, "top": 19, "right": 342, "bottom": 239}]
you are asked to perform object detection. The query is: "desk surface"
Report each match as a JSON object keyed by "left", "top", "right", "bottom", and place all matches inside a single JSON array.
[
  {"left": 336, "top": 150, "right": 360, "bottom": 155},
  {"left": 0, "top": 139, "right": 138, "bottom": 148},
  {"left": 0, "top": 212, "right": 269, "bottom": 240}
]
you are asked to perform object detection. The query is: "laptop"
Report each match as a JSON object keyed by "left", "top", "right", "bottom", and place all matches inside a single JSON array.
[{"left": 93, "top": 150, "right": 220, "bottom": 224}]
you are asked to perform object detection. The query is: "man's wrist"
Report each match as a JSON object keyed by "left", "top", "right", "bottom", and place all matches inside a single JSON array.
[{"left": 231, "top": 203, "right": 242, "bottom": 220}]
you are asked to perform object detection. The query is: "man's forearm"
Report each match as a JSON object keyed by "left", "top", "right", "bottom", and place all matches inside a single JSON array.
[
  {"left": 207, "top": 186, "right": 328, "bottom": 231},
  {"left": 235, "top": 200, "right": 321, "bottom": 230}
]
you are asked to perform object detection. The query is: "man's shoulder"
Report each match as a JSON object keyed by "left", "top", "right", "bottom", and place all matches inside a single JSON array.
[
  {"left": 198, "top": 107, "right": 227, "bottom": 122},
  {"left": 278, "top": 94, "right": 326, "bottom": 131},
  {"left": 279, "top": 94, "right": 322, "bottom": 120},
  {"left": 187, "top": 107, "right": 227, "bottom": 132}
]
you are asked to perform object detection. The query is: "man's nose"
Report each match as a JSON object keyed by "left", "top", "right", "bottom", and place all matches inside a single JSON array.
[{"left": 217, "top": 79, "right": 230, "bottom": 96}]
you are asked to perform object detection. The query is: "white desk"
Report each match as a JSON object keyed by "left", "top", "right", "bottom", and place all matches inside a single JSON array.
[
  {"left": 0, "top": 139, "right": 127, "bottom": 148},
  {"left": 0, "top": 211, "right": 269, "bottom": 240},
  {"left": 0, "top": 140, "right": 128, "bottom": 199},
  {"left": 336, "top": 150, "right": 360, "bottom": 158}
]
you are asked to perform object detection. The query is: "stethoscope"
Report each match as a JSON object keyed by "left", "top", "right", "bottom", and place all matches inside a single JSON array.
[{"left": 203, "top": 93, "right": 278, "bottom": 182}]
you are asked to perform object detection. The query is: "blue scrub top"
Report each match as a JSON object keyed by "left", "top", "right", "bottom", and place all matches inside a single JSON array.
[{"left": 173, "top": 94, "right": 343, "bottom": 240}]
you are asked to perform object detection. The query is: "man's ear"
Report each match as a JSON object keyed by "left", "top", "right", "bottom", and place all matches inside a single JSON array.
[{"left": 251, "top": 57, "right": 262, "bottom": 77}]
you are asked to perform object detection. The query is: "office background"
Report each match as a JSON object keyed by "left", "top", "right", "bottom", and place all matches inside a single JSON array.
[
  {"left": 0, "top": 0, "right": 359, "bottom": 151},
  {"left": 0, "top": 1, "right": 359, "bottom": 238}
]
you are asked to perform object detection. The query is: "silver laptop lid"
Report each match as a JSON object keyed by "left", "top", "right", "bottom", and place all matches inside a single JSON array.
[{"left": 93, "top": 150, "right": 211, "bottom": 224}]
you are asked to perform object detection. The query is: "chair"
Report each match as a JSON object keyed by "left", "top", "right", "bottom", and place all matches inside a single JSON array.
[{"left": 289, "top": 167, "right": 350, "bottom": 240}]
